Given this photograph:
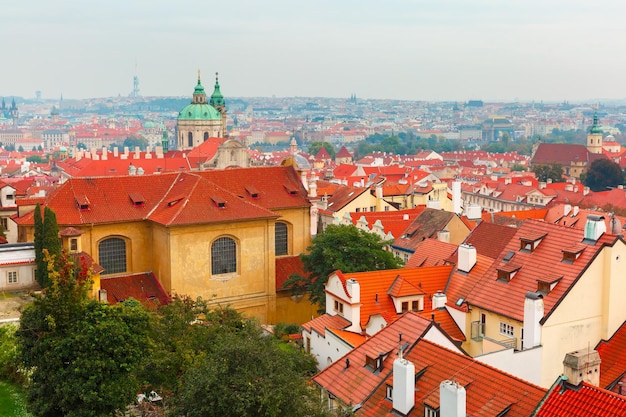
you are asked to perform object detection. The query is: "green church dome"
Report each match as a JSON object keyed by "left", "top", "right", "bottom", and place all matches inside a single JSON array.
[
  {"left": 178, "top": 103, "right": 221, "bottom": 121},
  {"left": 144, "top": 120, "right": 156, "bottom": 129}
]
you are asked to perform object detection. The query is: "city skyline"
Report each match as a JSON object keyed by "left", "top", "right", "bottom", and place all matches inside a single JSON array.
[{"left": 3, "top": 0, "right": 626, "bottom": 102}]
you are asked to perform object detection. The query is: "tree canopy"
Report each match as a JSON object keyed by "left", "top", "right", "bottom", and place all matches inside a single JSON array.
[
  {"left": 34, "top": 205, "right": 62, "bottom": 287},
  {"left": 308, "top": 141, "right": 336, "bottom": 158},
  {"left": 284, "top": 224, "right": 403, "bottom": 312},
  {"left": 532, "top": 163, "right": 564, "bottom": 183},
  {"left": 583, "top": 158, "right": 624, "bottom": 192},
  {"left": 17, "top": 252, "right": 150, "bottom": 417}
]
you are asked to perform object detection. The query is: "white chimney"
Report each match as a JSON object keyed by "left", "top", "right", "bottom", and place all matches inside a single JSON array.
[
  {"left": 438, "top": 230, "right": 450, "bottom": 243},
  {"left": 375, "top": 185, "right": 383, "bottom": 199},
  {"left": 584, "top": 215, "right": 606, "bottom": 241},
  {"left": 465, "top": 204, "right": 481, "bottom": 220},
  {"left": 452, "top": 181, "right": 462, "bottom": 214},
  {"left": 113, "top": 147, "right": 119, "bottom": 157},
  {"left": 432, "top": 291, "right": 447, "bottom": 309},
  {"left": 563, "top": 347, "right": 601, "bottom": 386},
  {"left": 457, "top": 244, "right": 476, "bottom": 273},
  {"left": 440, "top": 380, "right": 466, "bottom": 417},
  {"left": 563, "top": 204, "right": 571, "bottom": 217},
  {"left": 523, "top": 292, "right": 544, "bottom": 349},
  {"left": 573, "top": 206, "right": 579, "bottom": 217},
  {"left": 393, "top": 357, "right": 415, "bottom": 415},
  {"left": 102, "top": 147, "right": 108, "bottom": 160}
]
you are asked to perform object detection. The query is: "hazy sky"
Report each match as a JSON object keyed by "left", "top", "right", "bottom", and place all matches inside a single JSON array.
[{"left": 2, "top": 0, "right": 625, "bottom": 102}]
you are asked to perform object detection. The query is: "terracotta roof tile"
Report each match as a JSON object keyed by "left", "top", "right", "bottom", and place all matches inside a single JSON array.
[
  {"left": 465, "top": 219, "right": 616, "bottom": 321},
  {"left": 301, "top": 313, "right": 351, "bottom": 337},
  {"left": 275, "top": 255, "right": 305, "bottom": 291},
  {"left": 405, "top": 238, "right": 457, "bottom": 268},
  {"left": 100, "top": 272, "right": 170, "bottom": 309},
  {"left": 535, "top": 377, "right": 626, "bottom": 417},
  {"left": 596, "top": 320, "right": 626, "bottom": 392}
]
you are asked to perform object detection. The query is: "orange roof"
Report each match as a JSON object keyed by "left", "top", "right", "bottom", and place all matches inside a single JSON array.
[
  {"left": 315, "top": 313, "right": 546, "bottom": 417},
  {"left": 465, "top": 219, "right": 618, "bottom": 321},
  {"left": 406, "top": 238, "right": 457, "bottom": 268},
  {"left": 14, "top": 166, "right": 309, "bottom": 228},
  {"left": 534, "top": 377, "right": 626, "bottom": 416},
  {"left": 100, "top": 272, "right": 169, "bottom": 309},
  {"left": 596, "top": 320, "right": 626, "bottom": 392},
  {"left": 275, "top": 255, "right": 305, "bottom": 291},
  {"left": 349, "top": 207, "right": 425, "bottom": 240},
  {"left": 326, "top": 327, "right": 367, "bottom": 348},
  {"left": 330, "top": 265, "right": 454, "bottom": 330},
  {"left": 301, "top": 313, "right": 351, "bottom": 337}
]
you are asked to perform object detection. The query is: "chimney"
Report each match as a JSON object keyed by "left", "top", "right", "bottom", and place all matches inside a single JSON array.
[
  {"left": 452, "top": 181, "right": 462, "bottom": 214},
  {"left": 465, "top": 204, "right": 481, "bottom": 220},
  {"left": 563, "top": 204, "right": 571, "bottom": 217},
  {"left": 523, "top": 292, "right": 543, "bottom": 349},
  {"left": 584, "top": 215, "right": 606, "bottom": 242},
  {"left": 102, "top": 147, "right": 108, "bottom": 160},
  {"left": 457, "top": 244, "right": 476, "bottom": 273},
  {"left": 563, "top": 347, "right": 601, "bottom": 386},
  {"left": 504, "top": 177, "right": 512, "bottom": 185},
  {"left": 134, "top": 146, "right": 140, "bottom": 159},
  {"left": 113, "top": 146, "right": 119, "bottom": 157},
  {"left": 440, "top": 380, "right": 466, "bottom": 417},
  {"left": 375, "top": 185, "right": 383, "bottom": 199},
  {"left": 539, "top": 181, "right": 546, "bottom": 189},
  {"left": 392, "top": 356, "right": 415, "bottom": 415},
  {"left": 438, "top": 230, "right": 450, "bottom": 243},
  {"left": 432, "top": 291, "right": 447, "bottom": 309},
  {"left": 583, "top": 186, "right": 590, "bottom": 196}
]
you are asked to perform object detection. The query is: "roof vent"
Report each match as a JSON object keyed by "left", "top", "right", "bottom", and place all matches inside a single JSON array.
[{"left": 584, "top": 215, "right": 606, "bottom": 242}]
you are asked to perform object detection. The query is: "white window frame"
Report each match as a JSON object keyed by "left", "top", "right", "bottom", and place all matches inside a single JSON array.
[
  {"left": 499, "top": 321, "right": 515, "bottom": 337},
  {"left": 7, "top": 270, "right": 18, "bottom": 284}
]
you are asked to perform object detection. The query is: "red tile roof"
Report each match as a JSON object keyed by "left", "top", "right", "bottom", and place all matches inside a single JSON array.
[
  {"left": 301, "top": 313, "right": 351, "bottom": 337},
  {"left": 405, "top": 238, "right": 457, "bottom": 268},
  {"left": 534, "top": 377, "right": 626, "bottom": 417},
  {"left": 331, "top": 266, "right": 454, "bottom": 330},
  {"left": 14, "top": 166, "right": 309, "bottom": 228},
  {"left": 464, "top": 219, "right": 617, "bottom": 321},
  {"left": 275, "top": 255, "right": 305, "bottom": 291},
  {"left": 349, "top": 207, "right": 425, "bottom": 240},
  {"left": 100, "top": 272, "right": 170, "bottom": 309},
  {"left": 596, "top": 320, "right": 626, "bottom": 392},
  {"left": 314, "top": 313, "right": 545, "bottom": 417}
]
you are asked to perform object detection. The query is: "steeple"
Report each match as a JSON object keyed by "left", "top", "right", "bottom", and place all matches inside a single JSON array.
[
  {"left": 192, "top": 70, "right": 207, "bottom": 104},
  {"left": 210, "top": 72, "right": 225, "bottom": 108},
  {"left": 161, "top": 129, "right": 169, "bottom": 153},
  {"left": 586, "top": 109, "right": 603, "bottom": 154}
]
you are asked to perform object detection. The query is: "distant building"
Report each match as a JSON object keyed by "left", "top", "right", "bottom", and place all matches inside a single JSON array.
[
  {"left": 481, "top": 116, "right": 514, "bottom": 141},
  {"left": 176, "top": 72, "right": 227, "bottom": 151}
]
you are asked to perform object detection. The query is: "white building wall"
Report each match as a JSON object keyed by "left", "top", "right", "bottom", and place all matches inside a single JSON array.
[{"left": 475, "top": 346, "right": 543, "bottom": 386}]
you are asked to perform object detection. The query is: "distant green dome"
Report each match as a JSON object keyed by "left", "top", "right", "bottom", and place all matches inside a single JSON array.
[
  {"left": 178, "top": 103, "right": 221, "bottom": 121},
  {"left": 144, "top": 120, "right": 156, "bottom": 129},
  {"left": 59, "top": 146, "right": 67, "bottom": 152}
]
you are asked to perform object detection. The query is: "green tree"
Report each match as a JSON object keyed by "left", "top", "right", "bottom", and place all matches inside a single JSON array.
[
  {"left": 124, "top": 136, "right": 149, "bottom": 151},
  {"left": 308, "top": 141, "right": 336, "bottom": 159},
  {"left": 532, "top": 163, "right": 564, "bottom": 183},
  {"left": 33, "top": 204, "right": 44, "bottom": 286},
  {"left": 77, "top": 142, "right": 87, "bottom": 150},
  {"left": 0, "top": 324, "right": 21, "bottom": 383},
  {"left": 37, "top": 207, "right": 61, "bottom": 288},
  {"left": 583, "top": 158, "right": 624, "bottom": 192},
  {"left": 17, "top": 252, "right": 150, "bottom": 417},
  {"left": 284, "top": 224, "right": 403, "bottom": 312},
  {"left": 172, "top": 309, "right": 328, "bottom": 417},
  {"left": 18, "top": 146, "right": 24, "bottom": 152},
  {"left": 27, "top": 154, "right": 46, "bottom": 163}
]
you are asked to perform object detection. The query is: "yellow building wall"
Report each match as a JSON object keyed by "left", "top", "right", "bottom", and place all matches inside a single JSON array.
[
  {"left": 542, "top": 240, "right": 626, "bottom": 387},
  {"left": 275, "top": 292, "right": 319, "bottom": 325},
  {"left": 462, "top": 308, "right": 523, "bottom": 356},
  {"left": 445, "top": 215, "right": 471, "bottom": 245}
]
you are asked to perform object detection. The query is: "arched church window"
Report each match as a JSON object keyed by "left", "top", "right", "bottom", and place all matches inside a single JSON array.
[
  {"left": 188, "top": 132, "right": 193, "bottom": 147},
  {"left": 98, "top": 237, "right": 127, "bottom": 275},
  {"left": 204, "top": 132, "right": 209, "bottom": 141},
  {"left": 211, "top": 237, "right": 237, "bottom": 275}
]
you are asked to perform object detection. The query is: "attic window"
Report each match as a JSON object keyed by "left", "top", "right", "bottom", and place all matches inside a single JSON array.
[
  {"left": 503, "top": 251, "right": 515, "bottom": 262},
  {"left": 75, "top": 195, "right": 90, "bottom": 210},
  {"left": 365, "top": 354, "right": 383, "bottom": 373},
  {"left": 537, "top": 276, "right": 562, "bottom": 295},
  {"left": 128, "top": 192, "right": 145, "bottom": 207},
  {"left": 284, "top": 185, "right": 299, "bottom": 195},
  {"left": 562, "top": 245, "right": 585, "bottom": 263},
  {"left": 519, "top": 232, "right": 546, "bottom": 253},
  {"left": 496, "top": 264, "right": 521, "bottom": 282},
  {"left": 167, "top": 195, "right": 184, "bottom": 207},
  {"left": 245, "top": 186, "right": 259, "bottom": 198},
  {"left": 211, "top": 196, "right": 227, "bottom": 208}
]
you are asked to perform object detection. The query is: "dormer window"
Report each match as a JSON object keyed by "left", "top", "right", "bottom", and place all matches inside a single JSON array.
[
  {"left": 211, "top": 196, "right": 226, "bottom": 208},
  {"left": 497, "top": 264, "right": 521, "bottom": 282},
  {"left": 75, "top": 195, "right": 90, "bottom": 210},
  {"left": 284, "top": 185, "right": 298, "bottom": 195},
  {"left": 365, "top": 354, "right": 383, "bottom": 372},
  {"left": 519, "top": 232, "right": 546, "bottom": 253},
  {"left": 562, "top": 245, "right": 585, "bottom": 263},
  {"left": 245, "top": 186, "right": 259, "bottom": 198},
  {"left": 537, "top": 276, "right": 561, "bottom": 295},
  {"left": 129, "top": 192, "right": 145, "bottom": 207}
]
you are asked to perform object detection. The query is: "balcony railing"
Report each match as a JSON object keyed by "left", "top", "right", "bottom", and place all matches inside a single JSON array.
[{"left": 470, "top": 321, "right": 485, "bottom": 341}]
